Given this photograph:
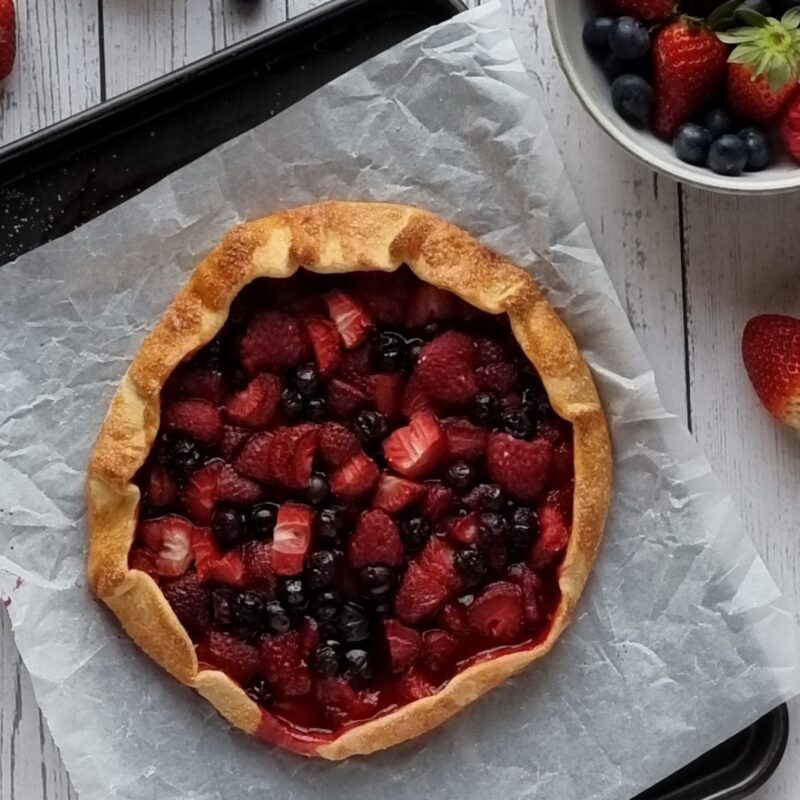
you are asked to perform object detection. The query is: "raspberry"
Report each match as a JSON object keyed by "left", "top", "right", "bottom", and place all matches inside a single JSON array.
[
  {"left": 239, "top": 311, "right": 310, "bottom": 374},
  {"left": 415, "top": 331, "right": 479, "bottom": 404}
]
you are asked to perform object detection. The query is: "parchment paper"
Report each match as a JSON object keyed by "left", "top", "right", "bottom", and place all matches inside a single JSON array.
[{"left": 0, "top": 4, "right": 797, "bottom": 799}]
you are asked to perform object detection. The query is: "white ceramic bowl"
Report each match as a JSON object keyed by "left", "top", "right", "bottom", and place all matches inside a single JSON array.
[{"left": 545, "top": 0, "right": 800, "bottom": 194}]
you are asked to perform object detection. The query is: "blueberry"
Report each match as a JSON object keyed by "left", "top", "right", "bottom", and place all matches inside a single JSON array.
[
  {"left": 248, "top": 502, "right": 278, "bottom": 539},
  {"left": 582, "top": 15, "right": 614, "bottom": 51},
  {"left": 354, "top": 410, "right": 388, "bottom": 443},
  {"left": 463, "top": 483, "right": 504, "bottom": 512},
  {"left": 673, "top": 123, "right": 713, "bottom": 166},
  {"left": 212, "top": 507, "right": 246, "bottom": 548},
  {"left": 311, "top": 589, "right": 342, "bottom": 623},
  {"left": 480, "top": 512, "right": 508, "bottom": 540},
  {"left": 162, "top": 436, "right": 202, "bottom": 476},
  {"left": 280, "top": 578, "right": 308, "bottom": 611},
  {"left": 234, "top": 590, "right": 267, "bottom": 629},
  {"left": 246, "top": 680, "right": 274, "bottom": 707},
  {"left": 211, "top": 587, "right": 236, "bottom": 628},
  {"left": 500, "top": 409, "right": 534, "bottom": 439},
  {"left": 399, "top": 515, "right": 431, "bottom": 551},
  {"left": 372, "top": 331, "right": 406, "bottom": 372},
  {"left": 471, "top": 392, "right": 498, "bottom": 426},
  {"left": 338, "top": 603, "right": 370, "bottom": 643},
  {"left": 602, "top": 53, "right": 628, "bottom": 83},
  {"left": 295, "top": 364, "right": 319, "bottom": 397},
  {"left": 344, "top": 648, "right": 372, "bottom": 686},
  {"left": 739, "top": 127, "right": 771, "bottom": 171},
  {"left": 280, "top": 388, "right": 304, "bottom": 421},
  {"left": 307, "top": 473, "right": 330, "bottom": 506},
  {"left": 454, "top": 547, "right": 488, "bottom": 585},
  {"left": 307, "top": 550, "right": 339, "bottom": 589},
  {"left": 318, "top": 506, "right": 347, "bottom": 548},
  {"left": 507, "top": 506, "right": 538, "bottom": 550},
  {"left": 704, "top": 107, "right": 735, "bottom": 139},
  {"left": 315, "top": 640, "right": 342, "bottom": 677},
  {"left": 444, "top": 461, "right": 475, "bottom": 491},
  {"left": 264, "top": 600, "right": 292, "bottom": 633},
  {"left": 608, "top": 17, "right": 650, "bottom": 62},
  {"left": 611, "top": 74, "right": 654, "bottom": 126},
  {"left": 358, "top": 565, "right": 396, "bottom": 600},
  {"left": 405, "top": 338, "right": 425, "bottom": 366},
  {"left": 305, "top": 396, "right": 327, "bottom": 423},
  {"left": 708, "top": 134, "right": 748, "bottom": 176}
]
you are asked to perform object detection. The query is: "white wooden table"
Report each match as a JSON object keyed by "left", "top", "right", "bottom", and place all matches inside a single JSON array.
[{"left": 1, "top": 1, "right": 798, "bottom": 798}]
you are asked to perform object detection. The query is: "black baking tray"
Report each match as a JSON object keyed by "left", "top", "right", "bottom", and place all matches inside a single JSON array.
[{"left": 0, "top": 1, "right": 789, "bottom": 797}]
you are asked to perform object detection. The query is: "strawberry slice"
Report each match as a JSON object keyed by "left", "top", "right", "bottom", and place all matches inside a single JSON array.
[
  {"left": 528, "top": 502, "right": 570, "bottom": 570},
  {"left": 371, "top": 373, "right": 405, "bottom": 422},
  {"left": 305, "top": 318, "right": 342, "bottom": 378},
  {"left": 442, "top": 417, "right": 488, "bottom": 462},
  {"left": 182, "top": 461, "right": 263, "bottom": 525},
  {"left": 348, "top": 510, "right": 405, "bottom": 569},
  {"left": 395, "top": 667, "right": 438, "bottom": 703},
  {"left": 401, "top": 372, "right": 438, "bottom": 418},
  {"left": 196, "top": 632, "right": 261, "bottom": 685},
  {"left": 372, "top": 473, "right": 426, "bottom": 514},
  {"left": 486, "top": 433, "right": 554, "bottom": 504},
  {"left": 141, "top": 460, "right": 178, "bottom": 509},
  {"left": 415, "top": 331, "right": 479, "bottom": 405},
  {"left": 314, "top": 677, "right": 380, "bottom": 726},
  {"left": 138, "top": 515, "right": 196, "bottom": 577},
  {"left": 239, "top": 310, "right": 310, "bottom": 374},
  {"left": 382, "top": 413, "right": 446, "bottom": 478},
  {"left": 406, "top": 284, "right": 459, "bottom": 328},
  {"left": 232, "top": 431, "right": 274, "bottom": 483},
  {"left": 330, "top": 452, "right": 380, "bottom": 500},
  {"left": 192, "top": 529, "right": 246, "bottom": 586},
  {"left": 163, "top": 399, "right": 223, "bottom": 443},
  {"left": 318, "top": 422, "right": 360, "bottom": 467},
  {"left": 417, "top": 536, "right": 462, "bottom": 592},
  {"left": 466, "top": 581, "right": 525, "bottom": 641},
  {"left": 324, "top": 290, "right": 373, "bottom": 349},
  {"left": 269, "top": 424, "right": 319, "bottom": 490},
  {"left": 383, "top": 619, "right": 421, "bottom": 673},
  {"left": 224, "top": 373, "right": 282, "bottom": 429},
  {"left": 507, "top": 563, "right": 545, "bottom": 627},
  {"left": 421, "top": 630, "right": 459, "bottom": 672},
  {"left": 327, "top": 377, "right": 369, "bottom": 417},
  {"left": 435, "top": 602, "right": 471, "bottom": 637},
  {"left": 128, "top": 547, "right": 159, "bottom": 579},
  {"left": 216, "top": 464, "right": 263, "bottom": 505},
  {"left": 422, "top": 482, "right": 454, "bottom": 521},
  {"left": 219, "top": 425, "right": 252, "bottom": 461},
  {"left": 260, "top": 630, "right": 312, "bottom": 696},
  {"left": 394, "top": 562, "right": 449, "bottom": 625},
  {"left": 161, "top": 572, "right": 211, "bottom": 639},
  {"left": 273, "top": 503, "right": 313, "bottom": 575},
  {"left": 447, "top": 511, "right": 481, "bottom": 545}
]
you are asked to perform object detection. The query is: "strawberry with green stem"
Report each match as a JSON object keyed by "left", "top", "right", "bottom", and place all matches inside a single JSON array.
[{"left": 717, "top": 7, "right": 800, "bottom": 123}]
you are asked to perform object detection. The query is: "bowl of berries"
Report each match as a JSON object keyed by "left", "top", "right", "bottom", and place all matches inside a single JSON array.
[{"left": 545, "top": 0, "right": 800, "bottom": 192}]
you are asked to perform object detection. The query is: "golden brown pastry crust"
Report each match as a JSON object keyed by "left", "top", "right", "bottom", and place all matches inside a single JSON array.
[{"left": 87, "top": 201, "right": 611, "bottom": 759}]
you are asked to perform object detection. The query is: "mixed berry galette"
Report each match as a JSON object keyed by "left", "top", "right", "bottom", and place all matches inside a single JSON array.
[{"left": 87, "top": 202, "right": 611, "bottom": 759}]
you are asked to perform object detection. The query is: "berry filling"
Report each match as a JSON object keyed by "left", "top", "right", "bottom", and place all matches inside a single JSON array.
[{"left": 131, "top": 267, "right": 574, "bottom": 739}]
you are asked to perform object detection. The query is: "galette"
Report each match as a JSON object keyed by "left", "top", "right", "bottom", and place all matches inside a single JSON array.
[{"left": 87, "top": 201, "right": 611, "bottom": 759}]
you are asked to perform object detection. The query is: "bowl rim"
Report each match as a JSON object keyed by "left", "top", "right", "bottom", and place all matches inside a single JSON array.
[{"left": 543, "top": 0, "right": 800, "bottom": 195}]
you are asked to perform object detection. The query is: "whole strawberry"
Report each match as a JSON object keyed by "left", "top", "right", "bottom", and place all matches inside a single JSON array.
[
  {"left": 652, "top": 18, "right": 729, "bottom": 140},
  {"left": 780, "top": 92, "right": 800, "bottom": 161},
  {"left": 609, "top": 0, "right": 675, "bottom": 23},
  {"left": 718, "top": 9, "right": 800, "bottom": 124},
  {"left": 0, "top": 0, "right": 15, "bottom": 80},
  {"left": 742, "top": 314, "right": 800, "bottom": 430}
]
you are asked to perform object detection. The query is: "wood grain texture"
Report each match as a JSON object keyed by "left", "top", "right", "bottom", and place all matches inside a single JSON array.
[
  {"left": 681, "top": 188, "right": 800, "bottom": 800},
  {"left": 0, "top": 0, "right": 100, "bottom": 145}
]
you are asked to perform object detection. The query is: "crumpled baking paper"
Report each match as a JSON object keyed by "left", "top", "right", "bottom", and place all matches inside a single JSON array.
[{"left": 0, "top": 3, "right": 797, "bottom": 799}]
